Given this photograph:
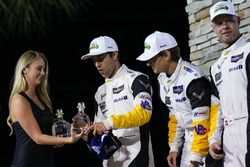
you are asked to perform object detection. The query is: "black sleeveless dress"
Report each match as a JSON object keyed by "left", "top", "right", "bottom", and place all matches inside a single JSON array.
[{"left": 11, "top": 92, "right": 54, "bottom": 167}]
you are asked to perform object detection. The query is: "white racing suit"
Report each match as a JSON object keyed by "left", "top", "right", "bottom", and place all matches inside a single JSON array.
[
  {"left": 94, "top": 64, "right": 155, "bottom": 167},
  {"left": 210, "top": 35, "right": 250, "bottom": 167},
  {"left": 158, "top": 58, "right": 210, "bottom": 166}
]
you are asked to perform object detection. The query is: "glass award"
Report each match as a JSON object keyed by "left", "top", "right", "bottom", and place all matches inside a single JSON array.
[
  {"left": 72, "top": 102, "right": 90, "bottom": 134},
  {"left": 52, "top": 109, "right": 71, "bottom": 137}
]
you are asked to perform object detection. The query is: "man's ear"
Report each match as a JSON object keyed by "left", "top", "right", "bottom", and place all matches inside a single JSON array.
[
  {"left": 237, "top": 16, "right": 240, "bottom": 25},
  {"left": 211, "top": 22, "right": 215, "bottom": 31},
  {"left": 112, "top": 52, "right": 119, "bottom": 61},
  {"left": 163, "top": 50, "right": 171, "bottom": 60}
]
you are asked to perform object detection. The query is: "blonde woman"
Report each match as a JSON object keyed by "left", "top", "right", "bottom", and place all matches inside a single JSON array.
[{"left": 7, "top": 50, "right": 84, "bottom": 167}]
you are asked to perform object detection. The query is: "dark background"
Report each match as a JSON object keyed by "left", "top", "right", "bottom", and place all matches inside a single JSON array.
[{"left": 0, "top": 0, "right": 189, "bottom": 166}]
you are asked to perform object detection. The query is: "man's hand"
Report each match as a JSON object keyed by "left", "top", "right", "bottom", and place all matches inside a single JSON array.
[
  {"left": 209, "top": 142, "right": 224, "bottom": 160},
  {"left": 167, "top": 151, "right": 178, "bottom": 167},
  {"left": 93, "top": 122, "right": 107, "bottom": 136}
]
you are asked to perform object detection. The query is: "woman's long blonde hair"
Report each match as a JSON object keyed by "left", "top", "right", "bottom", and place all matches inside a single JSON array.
[{"left": 7, "top": 50, "right": 52, "bottom": 135}]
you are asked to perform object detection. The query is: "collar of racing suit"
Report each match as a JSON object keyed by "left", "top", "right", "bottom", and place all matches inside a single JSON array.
[
  {"left": 157, "top": 58, "right": 183, "bottom": 85},
  {"left": 222, "top": 34, "right": 247, "bottom": 57},
  {"left": 105, "top": 64, "right": 127, "bottom": 83}
]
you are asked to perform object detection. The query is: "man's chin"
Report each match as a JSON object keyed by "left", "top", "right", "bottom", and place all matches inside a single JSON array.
[{"left": 100, "top": 73, "right": 107, "bottom": 78}]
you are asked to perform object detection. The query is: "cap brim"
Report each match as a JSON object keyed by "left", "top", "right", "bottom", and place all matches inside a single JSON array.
[
  {"left": 81, "top": 51, "right": 107, "bottom": 60},
  {"left": 81, "top": 54, "right": 96, "bottom": 60},
  {"left": 136, "top": 51, "right": 160, "bottom": 61},
  {"left": 211, "top": 12, "right": 236, "bottom": 21}
]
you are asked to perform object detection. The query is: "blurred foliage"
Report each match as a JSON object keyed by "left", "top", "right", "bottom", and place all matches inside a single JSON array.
[{"left": 0, "top": 0, "right": 93, "bottom": 40}]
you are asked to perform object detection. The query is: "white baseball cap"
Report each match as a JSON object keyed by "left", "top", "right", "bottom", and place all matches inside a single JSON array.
[
  {"left": 81, "top": 36, "right": 118, "bottom": 60},
  {"left": 210, "top": 1, "right": 237, "bottom": 22},
  {"left": 136, "top": 31, "right": 177, "bottom": 61}
]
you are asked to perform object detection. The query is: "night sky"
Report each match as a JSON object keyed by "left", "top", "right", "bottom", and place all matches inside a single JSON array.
[{"left": 0, "top": 0, "right": 189, "bottom": 166}]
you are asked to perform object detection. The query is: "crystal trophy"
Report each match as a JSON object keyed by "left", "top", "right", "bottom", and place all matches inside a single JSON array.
[
  {"left": 52, "top": 109, "right": 71, "bottom": 137},
  {"left": 72, "top": 102, "right": 90, "bottom": 134}
]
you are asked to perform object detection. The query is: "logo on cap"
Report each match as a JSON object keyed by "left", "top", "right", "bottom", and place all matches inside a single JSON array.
[
  {"left": 90, "top": 44, "right": 99, "bottom": 50},
  {"left": 144, "top": 44, "right": 151, "bottom": 50},
  {"left": 160, "top": 44, "right": 167, "bottom": 48},
  {"left": 214, "top": 5, "right": 229, "bottom": 13}
]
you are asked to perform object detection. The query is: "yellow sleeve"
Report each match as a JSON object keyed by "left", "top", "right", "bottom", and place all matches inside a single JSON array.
[
  {"left": 208, "top": 95, "right": 223, "bottom": 145},
  {"left": 168, "top": 114, "right": 177, "bottom": 144},
  {"left": 110, "top": 105, "right": 151, "bottom": 129},
  {"left": 191, "top": 108, "right": 209, "bottom": 156},
  {"left": 168, "top": 113, "right": 185, "bottom": 152},
  {"left": 209, "top": 103, "right": 219, "bottom": 139}
]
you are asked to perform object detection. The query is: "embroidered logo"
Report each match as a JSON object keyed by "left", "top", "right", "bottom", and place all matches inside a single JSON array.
[
  {"left": 183, "top": 66, "right": 193, "bottom": 73},
  {"left": 215, "top": 72, "right": 221, "bottom": 82},
  {"left": 231, "top": 53, "right": 243, "bottom": 62},
  {"left": 90, "top": 43, "right": 99, "bottom": 50},
  {"left": 139, "top": 80, "right": 150, "bottom": 89},
  {"left": 192, "top": 90, "right": 205, "bottom": 100},
  {"left": 144, "top": 44, "right": 151, "bottom": 50},
  {"left": 214, "top": 5, "right": 229, "bottom": 14},
  {"left": 229, "top": 64, "right": 242, "bottom": 72},
  {"left": 99, "top": 102, "right": 106, "bottom": 111},
  {"left": 140, "top": 101, "right": 152, "bottom": 110},
  {"left": 175, "top": 97, "right": 186, "bottom": 103},
  {"left": 165, "top": 96, "right": 171, "bottom": 105},
  {"left": 113, "top": 95, "right": 127, "bottom": 103},
  {"left": 195, "top": 125, "right": 207, "bottom": 135},
  {"left": 101, "top": 93, "right": 106, "bottom": 100},
  {"left": 173, "top": 85, "right": 183, "bottom": 94},
  {"left": 113, "top": 85, "right": 124, "bottom": 94}
]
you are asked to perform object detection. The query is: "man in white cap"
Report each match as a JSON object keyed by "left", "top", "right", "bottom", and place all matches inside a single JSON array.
[
  {"left": 81, "top": 36, "right": 155, "bottom": 167},
  {"left": 136, "top": 31, "right": 212, "bottom": 167},
  {"left": 209, "top": 1, "right": 250, "bottom": 166}
]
